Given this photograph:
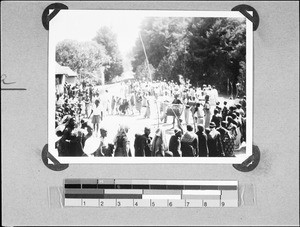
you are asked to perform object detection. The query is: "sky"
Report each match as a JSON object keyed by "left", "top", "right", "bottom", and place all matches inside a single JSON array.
[{"left": 50, "top": 10, "right": 145, "bottom": 56}]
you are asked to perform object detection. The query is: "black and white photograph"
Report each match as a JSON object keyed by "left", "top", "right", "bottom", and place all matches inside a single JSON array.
[{"left": 48, "top": 10, "right": 253, "bottom": 163}]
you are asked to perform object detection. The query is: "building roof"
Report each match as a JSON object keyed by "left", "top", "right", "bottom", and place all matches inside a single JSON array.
[{"left": 55, "top": 62, "right": 77, "bottom": 77}]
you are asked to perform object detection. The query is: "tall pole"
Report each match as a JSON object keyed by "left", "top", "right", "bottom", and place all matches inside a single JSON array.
[
  {"left": 227, "top": 78, "right": 229, "bottom": 96},
  {"left": 139, "top": 32, "right": 152, "bottom": 82}
]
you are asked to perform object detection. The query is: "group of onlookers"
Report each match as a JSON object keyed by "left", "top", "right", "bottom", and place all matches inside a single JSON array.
[{"left": 55, "top": 79, "right": 246, "bottom": 157}]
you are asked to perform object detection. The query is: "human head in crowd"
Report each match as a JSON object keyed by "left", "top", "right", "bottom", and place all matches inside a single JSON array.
[
  {"left": 197, "top": 124, "right": 205, "bottom": 133},
  {"left": 174, "top": 128, "right": 182, "bottom": 137},
  {"left": 214, "top": 109, "right": 219, "bottom": 115},
  {"left": 100, "top": 127, "right": 107, "bottom": 138},
  {"left": 224, "top": 101, "right": 227, "bottom": 106},
  {"left": 66, "top": 117, "right": 76, "bottom": 130},
  {"left": 220, "top": 120, "right": 227, "bottom": 127},
  {"left": 64, "top": 107, "right": 70, "bottom": 115},
  {"left": 55, "top": 124, "right": 65, "bottom": 137},
  {"left": 227, "top": 116, "right": 236, "bottom": 126},
  {"left": 144, "top": 127, "right": 151, "bottom": 137},
  {"left": 232, "top": 113, "right": 237, "bottom": 120},
  {"left": 228, "top": 124, "right": 237, "bottom": 135},
  {"left": 205, "top": 95, "right": 210, "bottom": 101},
  {"left": 95, "top": 99, "right": 100, "bottom": 106},
  {"left": 116, "top": 124, "right": 129, "bottom": 137},
  {"left": 209, "top": 122, "right": 216, "bottom": 129},
  {"left": 205, "top": 128, "right": 211, "bottom": 135},
  {"left": 186, "top": 124, "right": 193, "bottom": 132},
  {"left": 80, "top": 119, "right": 88, "bottom": 128}
]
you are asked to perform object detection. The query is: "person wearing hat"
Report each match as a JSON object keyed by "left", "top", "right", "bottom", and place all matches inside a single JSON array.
[
  {"left": 168, "top": 128, "right": 183, "bottom": 157},
  {"left": 181, "top": 124, "right": 199, "bottom": 157},
  {"left": 207, "top": 122, "right": 224, "bottom": 157},
  {"left": 134, "top": 127, "right": 152, "bottom": 157},
  {"left": 196, "top": 124, "right": 208, "bottom": 157}
]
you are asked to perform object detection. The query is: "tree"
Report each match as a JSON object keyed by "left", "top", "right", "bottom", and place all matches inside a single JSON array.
[
  {"left": 56, "top": 39, "right": 110, "bottom": 80},
  {"left": 135, "top": 60, "right": 155, "bottom": 81},
  {"left": 132, "top": 17, "right": 191, "bottom": 81},
  {"left": 131, "top": 17, "right": 171, "bottom": 72},
  {"left": 93, "top": 26, "right": 124, "bottom": 82},
  {"left": 131, "top": 17, "right": 247, "bottom": 94},
  {"left": 56, "top": 39, "right": 81, "bottom": 73}
]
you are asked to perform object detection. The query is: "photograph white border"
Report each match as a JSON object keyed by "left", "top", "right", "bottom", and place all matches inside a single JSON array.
[{"left": 48, "top": 10, "right": 253, "bottom": 164}]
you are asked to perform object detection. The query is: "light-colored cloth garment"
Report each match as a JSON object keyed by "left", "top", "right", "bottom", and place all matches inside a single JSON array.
[
  {"left": 151, "top": 128, "right": 168, "bottom": 156},
  {"left": 181, "top": 131, "right": 197, "bottom": 143},
  {"left": 203, "top": 102, "right": 211, "bottom": 129},
  {"left": 92, "top": 104, "right": 102, "bottom": 116}
]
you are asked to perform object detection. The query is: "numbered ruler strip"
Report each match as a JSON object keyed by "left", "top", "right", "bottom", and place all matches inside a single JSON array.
[{"left": 64, "top": 179, "right": 238, "bottom": 208}]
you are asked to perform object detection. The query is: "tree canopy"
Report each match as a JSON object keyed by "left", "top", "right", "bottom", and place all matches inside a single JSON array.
[
  {"left": 93, "top": 26, "right": 124, "bottom": 82},
  {"left": 131, "top": 17, "right": 247, "bottom": 94},
  {"left": 56, "top": 39, "right": 109, "bottom": 80},
  {"left": 56, "top": 26, "right": 124, "bottom": 83}
]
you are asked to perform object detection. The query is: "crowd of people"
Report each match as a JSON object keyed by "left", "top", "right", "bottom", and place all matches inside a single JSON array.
[{"left": 54, "top": 78, "right": 246, "bottom": 157}]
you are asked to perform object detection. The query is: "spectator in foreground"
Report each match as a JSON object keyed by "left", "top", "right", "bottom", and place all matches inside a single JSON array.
[
  {"left": 93, "top": 127, "right": 109, "bottom": 157},
  {"left": 151, "top": 128, "right": 168, "bottom": 157},
  {"left": 196, "top": 124, "right": 208, "bottom": 157},
  {"left": 114, "top": 125, "right": 131, "bottom": 157},
  {"left": 134, "top": 127, "right": 152, "bottom": 157},
  {"left": 181, "top": 124, "right": 198, "bottom": 157},
  {"left": 207, "top": 122, "right": 224, "bottom": 157},
  {"left": 168, "top": 128, "right": 183, "bottom": 157}
]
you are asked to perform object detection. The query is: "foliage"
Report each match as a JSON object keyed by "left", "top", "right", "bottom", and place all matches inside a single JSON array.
[
  {"left": 237, "top": 61, "right": 246, "bottom": 96},
  {"left": 131, "top": 17, "right": 247, "bottom": 94},
  {"left": 56, "top": 39, "right": 109, "bottom": 79},
  {"left": 93, "top": 26, "right": 124, "bottom": 82},
  {"left": 134, "top": 60, "right": 155, "bottom": 81}
]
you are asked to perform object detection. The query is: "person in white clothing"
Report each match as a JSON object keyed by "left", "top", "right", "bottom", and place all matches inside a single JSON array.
[{"left": 89, "top": 100, "right": 102, "bottom": 136}]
